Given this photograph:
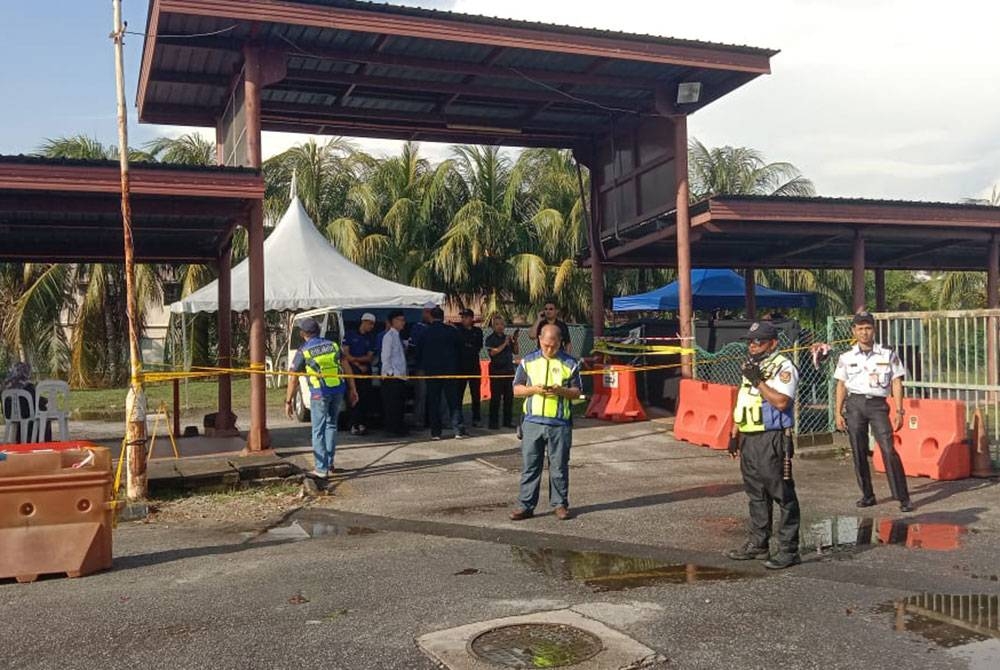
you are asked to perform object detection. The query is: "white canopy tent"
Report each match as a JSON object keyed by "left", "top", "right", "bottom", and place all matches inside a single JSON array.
[{"left": 170, "top": 197, "right": 444, "bottom": 314}]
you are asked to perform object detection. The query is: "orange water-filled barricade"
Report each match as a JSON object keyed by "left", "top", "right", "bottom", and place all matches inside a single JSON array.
[
  {"left": 584, "top": 366, "right": 612, "bottom": 419},
  {"left": 601, "top": 366, "right": 647, "bottom": 422},
  {"left": 0, "top": 442, "right": 113, "bottom": 583},
  {"left": 673, "top": 379, "right": 738, "bottom": 450},
  {"left": 873, "top": 397, "right": 970, "bottom": 481}
]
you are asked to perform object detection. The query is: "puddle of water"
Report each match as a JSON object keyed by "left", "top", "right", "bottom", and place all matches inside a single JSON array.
[
  {"left": 256, "top": 520, "right": 379, "bottom": 541},
  {"left": 802, "top": 516, "right": 966, "bottom": 555},
  {"left": 877, "top": 594, "right": 1000, "bottom": 669},
  {"left": 511, "top": 546, "right": 753, "bottom": 592}
]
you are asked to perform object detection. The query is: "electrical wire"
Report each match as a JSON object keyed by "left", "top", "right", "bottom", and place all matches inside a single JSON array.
[{"left": 124, "top": 24, "right": 239, "bottom": 39}]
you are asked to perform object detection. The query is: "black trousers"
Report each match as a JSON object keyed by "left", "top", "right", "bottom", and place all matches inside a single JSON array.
[
  {"left": 489, "top": 374, "right": 514, "bottom": 428},
  {"left": 350, "top": 377, "right": 372, "bottom": 428},
  {"left": 380, "top": 378, "right": 407, "bottom": 436},
  {"left": 458, "top": 366, "right": 481, "bottom": 421},
  {"left": 426, "top": 378, "right": 463, "bottom": 437},
  {"left": 740, "top": 430, "right": 800, "bottom": 554},
  {"left": 845, "top": 394, "right": 910, "bottom": 503}
]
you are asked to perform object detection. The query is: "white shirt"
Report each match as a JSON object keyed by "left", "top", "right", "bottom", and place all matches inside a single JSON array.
[
  {"left": 761, "top": 354, "right": 799, "bottom": 400},
  {"left": 380, "top": 328, "right": 407, "bottom": 377},
  {"left": 834, "top": 343, "right": 906, "bottom": 397}
]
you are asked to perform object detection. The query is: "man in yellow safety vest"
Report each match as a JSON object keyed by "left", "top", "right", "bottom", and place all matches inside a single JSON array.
[
  {"left": 725, "top": 320, "right": 801, "bottom": 570},
  {"left": 286, "top": 317, "right": 358, "bottom": 479},
  {"left": 509, "top": 324, "right": 582, "bottom": 521}
]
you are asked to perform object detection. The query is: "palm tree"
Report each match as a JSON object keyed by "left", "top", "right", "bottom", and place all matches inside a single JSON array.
[
  {"left": 144, "top": 132, "right": 215, "bottom": 165},
  {"left": 262, "top": 137, "right": 361, "bottom": 228},
  {"left": 328, "top": 141, "right": 454, "bottom": 290},
  {"left": 688, "top": 139, "right": 815, "bottom": 201}
]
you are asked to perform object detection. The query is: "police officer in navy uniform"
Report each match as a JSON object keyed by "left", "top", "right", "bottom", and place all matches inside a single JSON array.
[
  {"left": 834, "top": 311, "right": 912, "bottom": 512},
  {"left": 286, "top": 317, "right": 358, "bottom": 478},
  {"left": 725, "top": 321, "right": 802, "bottom": 570}
]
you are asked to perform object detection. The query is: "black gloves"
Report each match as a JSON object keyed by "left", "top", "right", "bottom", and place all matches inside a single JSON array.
[
  {"left": 740, "top": 360, "right": 765, "bottom": 386},
  {"left": 727, "top": 434, "right": 740, "bottom": 457}
]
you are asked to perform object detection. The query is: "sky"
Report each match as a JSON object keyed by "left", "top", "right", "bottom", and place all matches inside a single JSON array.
[{"left": 1, "top": 0, "right": 997, "bottom": 201}]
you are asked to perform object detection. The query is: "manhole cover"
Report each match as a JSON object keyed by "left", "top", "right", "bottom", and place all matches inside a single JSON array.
[{"left": 469, "top": 623, "right": 603, "bottom": 668}]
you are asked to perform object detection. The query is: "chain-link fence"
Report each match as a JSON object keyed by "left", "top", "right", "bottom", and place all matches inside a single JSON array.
[{"left": 693, "top": 329, "right": 832, "bottom": 437}]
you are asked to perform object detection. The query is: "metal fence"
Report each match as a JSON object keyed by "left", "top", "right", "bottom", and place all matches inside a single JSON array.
[
  {"left": 693, "top": 330, "right": 831, "bottom": 437},
  {"left": 830, "top": 309, "right": 1000, "bottom": 460}
]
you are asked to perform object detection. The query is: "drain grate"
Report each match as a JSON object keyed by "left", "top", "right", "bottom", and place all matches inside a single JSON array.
[{"left": 469, "top": 623, "right": 603, "bottom": 668}]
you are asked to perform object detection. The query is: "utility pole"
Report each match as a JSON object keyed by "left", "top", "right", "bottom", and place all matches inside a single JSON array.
[{"left": 112, "top": 0, "right": 148, "bottom": 501}]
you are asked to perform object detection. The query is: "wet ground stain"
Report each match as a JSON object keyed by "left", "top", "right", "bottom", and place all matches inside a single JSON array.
[
  {"left": 250, "top": 519, "right": 380, "bottom": 541},
  {"left": 438, "top": 501, "right": 509, "bottom": 516},
  {"left": 876, "top": 593, "right": 1000, "bottom": 668},
  {"left": 802, "top": 516, "right": 968, "bottom": 556},
  {"left": 511, "top": 546, "right": 755, "bottom": 592}
]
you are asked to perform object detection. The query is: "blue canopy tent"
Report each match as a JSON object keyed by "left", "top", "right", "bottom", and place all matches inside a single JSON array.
[{"left": 613, "top": 269, "right": 816, "bottom": 311}]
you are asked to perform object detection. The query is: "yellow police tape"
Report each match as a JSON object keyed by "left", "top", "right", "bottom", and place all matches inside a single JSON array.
[{"left": 139, "top": 338, "right": 852, "bottom": 385}]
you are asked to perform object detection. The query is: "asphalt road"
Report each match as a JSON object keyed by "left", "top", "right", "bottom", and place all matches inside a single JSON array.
[{"left": 3, "top": 418, "right": 999, "bottom": 669}]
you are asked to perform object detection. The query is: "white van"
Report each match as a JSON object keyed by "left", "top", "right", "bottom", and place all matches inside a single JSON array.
[{"left": 287, "top": 306, "right": 425, "bottom": 422}]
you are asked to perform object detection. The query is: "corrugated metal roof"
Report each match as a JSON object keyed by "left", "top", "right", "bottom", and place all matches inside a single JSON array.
[
  {"left": 291, "top": 0, "right": 779, "bottom": 56},
  {"left": 709, "top": 194, "right": 1000, "bottom": 213},
  {"left": 0, "top": 155, "right": 257, "bottom": 175}
]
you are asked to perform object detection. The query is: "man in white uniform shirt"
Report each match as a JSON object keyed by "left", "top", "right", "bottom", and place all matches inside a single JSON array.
[
  {"left": 380, "top": 310, "right": 409, "bottom": 437},
  {"left": 834, "top": 311, "right": 912, "bottom": 512}
]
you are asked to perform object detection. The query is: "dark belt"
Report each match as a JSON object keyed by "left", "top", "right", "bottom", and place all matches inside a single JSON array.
[{"left": 848, "top": 393, "right": 889, "bottom": 400}]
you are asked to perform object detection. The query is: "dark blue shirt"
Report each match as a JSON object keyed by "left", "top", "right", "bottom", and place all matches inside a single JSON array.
[{"left": 343, "top": 329, "right": 376, "bottom": 374}]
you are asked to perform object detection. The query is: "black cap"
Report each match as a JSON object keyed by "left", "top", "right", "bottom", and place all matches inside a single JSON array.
[
  {"left": 297, "top": 317, "right": 320, "bottom": 336},
  {"left": 459, "top": 308, "right": 474, "bottom": 317},
  {"left": 740, "top": 321, "right": 780, "bottom": 340},
  {"left": 852, "top": 310, "right": 875, "bottom": 326}
]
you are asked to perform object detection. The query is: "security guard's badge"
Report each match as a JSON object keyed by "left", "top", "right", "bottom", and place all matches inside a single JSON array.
[{"left": 778, "top": 370, "right": 792, "bottom": 384}]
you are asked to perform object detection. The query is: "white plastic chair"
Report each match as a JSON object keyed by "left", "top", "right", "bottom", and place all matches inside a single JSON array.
[
  {"left": 35, "top": 380, "right": 71, "bottom": 442},
  {"left": 265, "top": 356, "right": 276, "bottom": 389},
  {"left": 2, "top": 388, "right": 36, "bottom": 444}
]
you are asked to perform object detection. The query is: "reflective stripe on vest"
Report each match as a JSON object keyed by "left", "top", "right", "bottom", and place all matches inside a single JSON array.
[
  {"left": 302, "top": 341, "right": 342, "bottom": 391},
  {"left": 733, "top": 353, "right": 789, "bottom": 433},
  {"left": 522, "top": 355, "right": 573, "bottom": 421}
]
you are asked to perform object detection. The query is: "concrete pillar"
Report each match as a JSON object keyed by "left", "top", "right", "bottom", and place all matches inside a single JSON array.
[
  {"left": 875, "top": 268, "right": 887, "bottom": 311},
  {"left": 852, "top": 229, "right": 866, "bottom": 312},
  {"left": 674, "top": 116, "right": 693, "bottom": 377},
  {"left": 744, "top": 268, "right": 757, "bottom": 320},
  {"left": 243, "top": 45, "right": 270, "bottom": 452}
]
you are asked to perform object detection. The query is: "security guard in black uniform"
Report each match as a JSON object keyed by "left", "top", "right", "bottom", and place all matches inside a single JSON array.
[
  {"left": 834, "top": 311, "right": 912, "bottom": 512},
  {"left": 725, "top": 321, "right": 802, "bottom": 570}
]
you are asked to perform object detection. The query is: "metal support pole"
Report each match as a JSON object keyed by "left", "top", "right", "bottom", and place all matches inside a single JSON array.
[
  {"left": 243, "top": 44, "right": 270, "bottom": 452},
  {"left": 216, "top": 241, "right": 235, "bottom": 434},
  {"left": 988, "top": 235, "right": 999, "bottom": 389},
  {"left": 674, "top": 116, "right": 693, "bottom": 378},
  {"left": 112, "top": 0, "right": 147, "bottom": 501},
  {"left": 852, "top": 229, "right": 866, "bottom": 312},
  {"left": 744, "top": 267, "right": 757, "bottom": 320},
  {"left": 875, "top": 268, "right": 887, "bottom": 311}
]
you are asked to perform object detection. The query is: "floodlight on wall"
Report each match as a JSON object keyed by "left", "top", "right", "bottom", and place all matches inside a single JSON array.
[{"left": 676, "top": 82, "right": 702, "bottom": 105}]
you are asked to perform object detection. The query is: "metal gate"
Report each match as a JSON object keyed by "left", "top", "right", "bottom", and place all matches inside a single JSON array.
[{"left": 828, "top": 309, "right": 1000, "bottom": 458}]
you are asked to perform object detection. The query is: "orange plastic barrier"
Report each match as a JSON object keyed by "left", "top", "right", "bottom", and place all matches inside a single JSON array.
[
  {"left": 673, "top": 379, "right": 738, "bottom": 450},
  {"left": 585, "top": 366, "right": 612, "bottom": 419},
  {"left": 1, "top": 442, "right": 113, "bottom": 583},
  {"left": 479, "top": 359, "right": 491, "bottom": 401},
  {"left": 601, "top": 366, "right": 647, "bottom": 422},
  {"left": 873, "top": 397, "right": 970, "bottom": 480}
]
